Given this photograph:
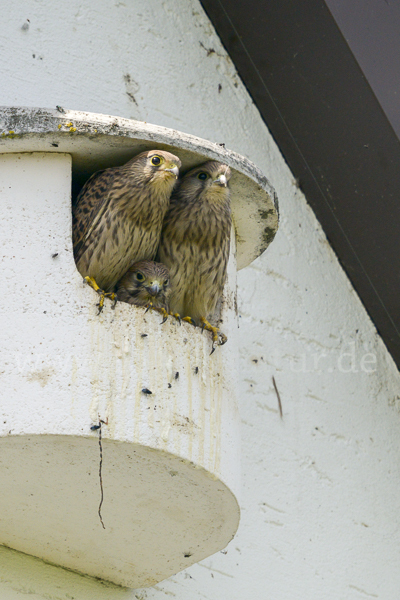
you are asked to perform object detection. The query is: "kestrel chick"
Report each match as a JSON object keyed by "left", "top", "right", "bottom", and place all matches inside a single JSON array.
[
  {"left": 158, "top": 161, "right": 232, "bottom": 352},
  {"left": 115, "top": 260, "right": 171, "bottom": 322},
  {"left": 73, "top": 149, "right": 180, "bottom": 309}
]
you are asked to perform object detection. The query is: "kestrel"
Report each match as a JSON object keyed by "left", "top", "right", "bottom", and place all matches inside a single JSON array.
[
  {"left": 158, "top": 161, "right": 232, "bottom": 352},
  {"left": 115, "top": 260, "right": 171, "bottom": 322},
  {"left": 73, "top": 149, "right": 180, "bottom": 310}
]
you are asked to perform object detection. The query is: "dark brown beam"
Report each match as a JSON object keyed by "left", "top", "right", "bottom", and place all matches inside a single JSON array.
[{"left": 200, "top": 0, "right": 400, "bottom": 368}]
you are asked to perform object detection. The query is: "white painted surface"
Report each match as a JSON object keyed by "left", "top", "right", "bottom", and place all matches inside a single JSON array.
[
  {"left": 0, "top": 153, "right": 240, "bottom": 587},
  {"left": 0, "top": 0, "right": 400, "bottom": 599}
]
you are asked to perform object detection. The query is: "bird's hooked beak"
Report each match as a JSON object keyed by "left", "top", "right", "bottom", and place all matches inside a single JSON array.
[
  {"left": 147, "top": 281, "right": 161, "bottom": 296},
  {"left": 213, "top": 173, "right": 228, "bottom": 187},
  {"left": 164, "top": 165, "right": 179, "bottom": 179}
]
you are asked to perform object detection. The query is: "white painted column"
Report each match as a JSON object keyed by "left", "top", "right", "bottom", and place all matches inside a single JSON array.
[{"left": 0, "top": 152, "right": 240, "bottom": 587}]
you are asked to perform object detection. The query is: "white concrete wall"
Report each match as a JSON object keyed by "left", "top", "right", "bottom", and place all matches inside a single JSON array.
[{"left": 1, "top": 1, "right": 400, "bottom": 598}]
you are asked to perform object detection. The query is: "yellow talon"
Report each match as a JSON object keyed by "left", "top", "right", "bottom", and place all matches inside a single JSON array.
[
  {"left": 158, "top": 307, "right": 169, "bottom": 323},
  {"left": 84, "top": 276, "right": 101, "bottom": 293},
  {"left": 170, "top": 313, "right": 196, "bottom": 327},
  {"left": 182, "top": 316, "right": 196, "bottom": 327},
  {"left": 144, "top": 303, "right": 169, "bottom": 324},
  {"left": 83, "top": 276, "right": 115, "bottom": 314},
  {"left": 200, "top": 317, "right": 228, "bottom": 354},
  {"left": 169, "top": 312, "right": 227, "bottom": 353}
]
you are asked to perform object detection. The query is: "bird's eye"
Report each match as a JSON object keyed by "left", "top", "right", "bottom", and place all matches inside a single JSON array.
[
  {"left": 164, "top": 279, "right": 169, "bottom": 286},
  {"left": 136, "top": 272, "right": 145, "bottom": 281},
  {"left": 197, "top": 172, "right": 209, "bottom": 180},
  {"left": 151, "top": 156, "right": 162, "bottom": 166}
]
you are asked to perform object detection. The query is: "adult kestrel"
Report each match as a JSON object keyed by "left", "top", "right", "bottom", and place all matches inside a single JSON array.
[
  {"left": 73, "top": 149, "right": 180, "bottom": 310},
  {"left": 158, "top": 161, "right": 232, "bottom": 352},
  {"left": 115, "top": 260, "right": 171, "bottom": 322}
]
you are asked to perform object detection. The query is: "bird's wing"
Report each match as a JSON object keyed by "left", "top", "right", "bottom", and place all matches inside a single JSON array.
[
  {"left": 158, "top": 237, "right": 191, "bottom": 316},
  {"left": 73, "top": 168, "right": 118, "bottom": 264}
]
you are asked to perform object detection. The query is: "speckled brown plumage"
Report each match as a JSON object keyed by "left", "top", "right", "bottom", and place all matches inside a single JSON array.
[
  {"left": 115, "top": 260, "right": 171, "bottom": 310},
  {"left": 158, "top": 161, "right": 232, "bottom": 334},
  {"left": 73, "top": 149, "right": 181, "bottom": 292}
]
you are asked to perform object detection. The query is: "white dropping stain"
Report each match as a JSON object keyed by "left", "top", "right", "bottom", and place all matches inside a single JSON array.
[
  {"left": 161, "top": 418, "right": 171, "bottom": 443},
  {"left": 112, "top": 340, "right": 122, "bottom": 359},
  {"left": 166, "top": 355, "right": 174, "bottom": 383},
  {"left": 81, "top": 298, "right": 237, "bottom": 491}
]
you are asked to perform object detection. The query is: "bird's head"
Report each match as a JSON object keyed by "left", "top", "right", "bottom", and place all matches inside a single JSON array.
[
  {"left": 126, "top": 150, "right": 181, "bottom": 189},
  {"left": 116, "top": 260, "right": 171, "bottom": 307},
  {"left": 178, "top": 162, "right": 232, "bottom": 203}
]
